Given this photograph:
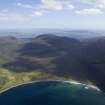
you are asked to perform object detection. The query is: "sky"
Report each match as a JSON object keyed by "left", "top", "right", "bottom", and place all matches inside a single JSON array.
[{"left": 0, "top": 0, "right": 105, "bottom": 30}]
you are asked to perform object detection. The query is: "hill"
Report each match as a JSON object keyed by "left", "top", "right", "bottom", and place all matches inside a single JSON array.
[
  {"left": 3, "top": 34, "right": 80, "bottom": 72},
  {"left": 1, "top": 34, "right": 105, "bottom": 92}
]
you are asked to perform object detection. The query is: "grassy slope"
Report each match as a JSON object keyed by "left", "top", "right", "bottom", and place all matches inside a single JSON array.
[{"left": 0, "top": 68, "right": 68, "bottom": 92}]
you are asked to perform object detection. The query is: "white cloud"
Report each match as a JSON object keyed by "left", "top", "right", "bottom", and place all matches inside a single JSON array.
[
  {"left": 41, "top": 0, "right": 74, "bottom": 11},
  {"left": 80, "top": 0, "right": 96, "bottom": 3},
  {"left": 0, "top": 12, "right": 30, "bottom": 22},
  {"left": 96, "top": 0, "right": 105, "bottom": 8},
  {"left": 14, "top": 0, "right": 103, "bottom": 16},
  {"left": 76, "top": 8, "right": 103, "bottom": 15},
  {"left": 81, "top": 0, "right": 105, "bottom": 9},
  {"left": 17, "top": 2, "right": 33, "bottom": 9},
  {"left": 32, "top": 11, "right": 43, "bottom": 16},
  {"left": 16, "top": 0, "right": 75, "bottom": 16},
  {"left": 16, "top": 0, "right": 74, "bottom": 11},
  {"left": 41, "top": 0, "right": 63, "bottom": 10},
  {"left": 67, "top": 4, "right": 75, "bottom": 9},
  {"left": 54, "top": 5, "right": 63, "bottom": 10}
]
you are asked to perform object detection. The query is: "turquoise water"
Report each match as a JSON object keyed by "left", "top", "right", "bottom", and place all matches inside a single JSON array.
[{"left": 0, "top": 81, "right": 105, "bottom": 105}]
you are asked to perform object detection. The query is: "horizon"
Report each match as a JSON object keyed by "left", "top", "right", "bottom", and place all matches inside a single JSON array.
[
  {"left": 0, "top": 28, "right": 104, "bottom": 30},
  {"left": 0, "top": 28, "right": 105, "bottom": 39}
]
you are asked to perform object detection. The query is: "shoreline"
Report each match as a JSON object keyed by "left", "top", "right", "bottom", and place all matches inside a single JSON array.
[{"left": 0, "top": 79, "right": 101, "bottom": 94}]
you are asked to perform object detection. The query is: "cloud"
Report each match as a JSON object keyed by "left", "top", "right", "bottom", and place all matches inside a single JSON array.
[
  {"left": 67, "top": 4, "right": 75, "bottom": 9},
  {"left": 0, "top": 11, "right": 30, "bottom": 22},
  {"left": 96, "top": 0, "right": 105, "bottom": 8},
  {"left": 41, "top": 0, "right": 63, "bottom": 10},
  {"left": 81, "top": 0, "right": 105, "bottom": 8},
  {"left": 32, "top": 11, "right": 43, "bottom": 16},
  {"left": 80, "top": 0, "right": 96, "bottom": 3},
  {"left": 17, "top": 2, "right": 33, "bottom": 9},
  {"left": 76, "top": 8, "right": 103, "bottom": 15},
  {"left": 16, "top": 0, "right": 75, "bottom": 16},
  {"left": 16, "top": 0, "right": 105, "bottom": 16},
  {"left": 41, "top": 0, "right": 74, "bottom": 10},
  {"left": 17, "top": 0, "right": 74, "bottom": 11}
]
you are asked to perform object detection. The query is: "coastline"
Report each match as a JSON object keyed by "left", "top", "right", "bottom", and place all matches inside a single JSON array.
[{"left": 0, "top": 79, "right": 101, "bottom": 94}]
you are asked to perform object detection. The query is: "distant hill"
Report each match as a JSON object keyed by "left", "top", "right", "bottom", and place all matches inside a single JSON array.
[
  {"left": 1, "top": 34, "right": 105, "bottom": 92},
  {"left": 21, "top": 34, "right": 80, "bottom": 57},
  {"left": 0, "top": 36, "right": 21, "bottom": 64},
  {"left": 3, "top": 34, "right": 80, "bottom": 71}
]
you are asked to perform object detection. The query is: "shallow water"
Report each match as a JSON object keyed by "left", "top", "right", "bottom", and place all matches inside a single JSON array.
[{"left": 0, "top": 81, "right": 105, "bottom": 105}]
